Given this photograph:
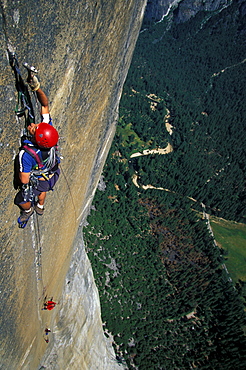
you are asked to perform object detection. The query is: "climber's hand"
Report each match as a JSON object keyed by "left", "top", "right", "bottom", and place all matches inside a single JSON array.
[{"left": 28, "top": 75, "right": 40, "bottom": 91}]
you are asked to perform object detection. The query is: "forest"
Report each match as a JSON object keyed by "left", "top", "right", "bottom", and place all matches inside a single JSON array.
[{"left": 84, "top": 2, "right": 246, "bottom": 369}]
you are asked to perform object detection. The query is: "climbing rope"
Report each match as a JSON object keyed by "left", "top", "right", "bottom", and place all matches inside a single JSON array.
[
  {"left": 33, "top": 214, "right": 43, "bottom": 281},
  {"left": 60, "top": 164, "right": 77, "bottom": 222}
]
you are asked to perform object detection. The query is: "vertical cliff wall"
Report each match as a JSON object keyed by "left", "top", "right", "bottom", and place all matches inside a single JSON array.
[{"left": 0, "top": 0, "right": 147, "bottom": 368}]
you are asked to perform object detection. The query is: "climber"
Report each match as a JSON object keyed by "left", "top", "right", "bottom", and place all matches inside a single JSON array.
[
  {"left": 14, "top": 70, "right": 60, "bottom": 225},
  {"left": 43, "top": 299, "right": 57, "bottom": 311}
]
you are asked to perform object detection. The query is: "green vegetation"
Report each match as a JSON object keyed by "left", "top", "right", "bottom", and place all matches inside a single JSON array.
[
  {"left": 117, "top": 120, "right": 146, "bottom": 151},
  {"left": 85, "top": 178, "right": 246, "bottom": 368},
  {"left": 84, "top": 3, "right": 246, "bottom": 369},
  {"left": 210, "top": 217, "right": 246, "bottom": 283}
]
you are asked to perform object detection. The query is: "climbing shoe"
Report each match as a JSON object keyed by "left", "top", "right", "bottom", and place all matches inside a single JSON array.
[
  {"left": 34, "top": 204, "right": 44, "bottom": 216},
  {"left": 18, "top": 207, "right": 34, "bottom": 223}
]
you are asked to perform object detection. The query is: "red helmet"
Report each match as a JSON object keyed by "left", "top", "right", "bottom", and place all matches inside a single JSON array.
[{"left": 35, "top": 122, "right": 59, "bottom": 148}]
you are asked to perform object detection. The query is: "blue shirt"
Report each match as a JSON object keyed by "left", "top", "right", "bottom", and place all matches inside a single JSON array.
[{"left": 19, "top": 139, "right": 45, "bottom": 173}]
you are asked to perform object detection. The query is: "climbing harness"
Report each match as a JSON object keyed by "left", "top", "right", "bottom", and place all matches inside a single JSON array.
[
  {"left": 22, "top": 144, "right": 58, "bottom": 175},
  {"left": 21, "top": 144, "right": 60, "bottom": 194},
  {"left": 22, "top": 144, "right": 44, "bottom": 170}
]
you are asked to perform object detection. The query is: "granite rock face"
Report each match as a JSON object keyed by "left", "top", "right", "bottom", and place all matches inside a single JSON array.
[{"left": 0, "top": 0, "right": 147, "bottom": 368}]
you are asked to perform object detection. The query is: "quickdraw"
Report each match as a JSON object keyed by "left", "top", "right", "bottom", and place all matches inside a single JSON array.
[{"left": 8, "top": 50, "right": 36, "bottom": 132}]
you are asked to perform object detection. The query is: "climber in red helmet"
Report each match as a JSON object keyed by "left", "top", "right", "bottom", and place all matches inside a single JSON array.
[{"left": 14, "top": 72, "right": 60, "bottom": 224}]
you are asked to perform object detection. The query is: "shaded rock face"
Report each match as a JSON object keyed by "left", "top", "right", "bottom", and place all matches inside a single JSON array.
[
  {"left": 0, "top": 0, "right": 147, "bottom": 368},
  {"left": 145, "top": 0, "right": 232, "bottom": 22},
  {"left": 173, "top": 0, "right": 232, "bottom": 23},
  {"left": 145, "top": 0, "right": 181, "bottom": 21}
]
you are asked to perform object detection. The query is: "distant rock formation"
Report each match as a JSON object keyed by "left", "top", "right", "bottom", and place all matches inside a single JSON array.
[
  {"left": 145, "top": 0, "right": 232, "bottom": 22},
  {"left": 0, "top": 0, "right": 147, "bottom": 368},
  {"left": 173, "top": 0, "right": 231, "bottom": 23},
  {"left": 145, "top": 0, "right": 179, "bottom": 21}
]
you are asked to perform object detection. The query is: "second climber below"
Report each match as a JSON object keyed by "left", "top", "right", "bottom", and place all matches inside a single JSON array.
[{"left": 14, "top": 70, "right": 60, "bottom": 224}]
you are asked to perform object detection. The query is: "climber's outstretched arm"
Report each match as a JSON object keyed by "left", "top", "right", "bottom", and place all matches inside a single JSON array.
[{"left": 36, "top": 88, "right": 49, "bottom": 115}]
